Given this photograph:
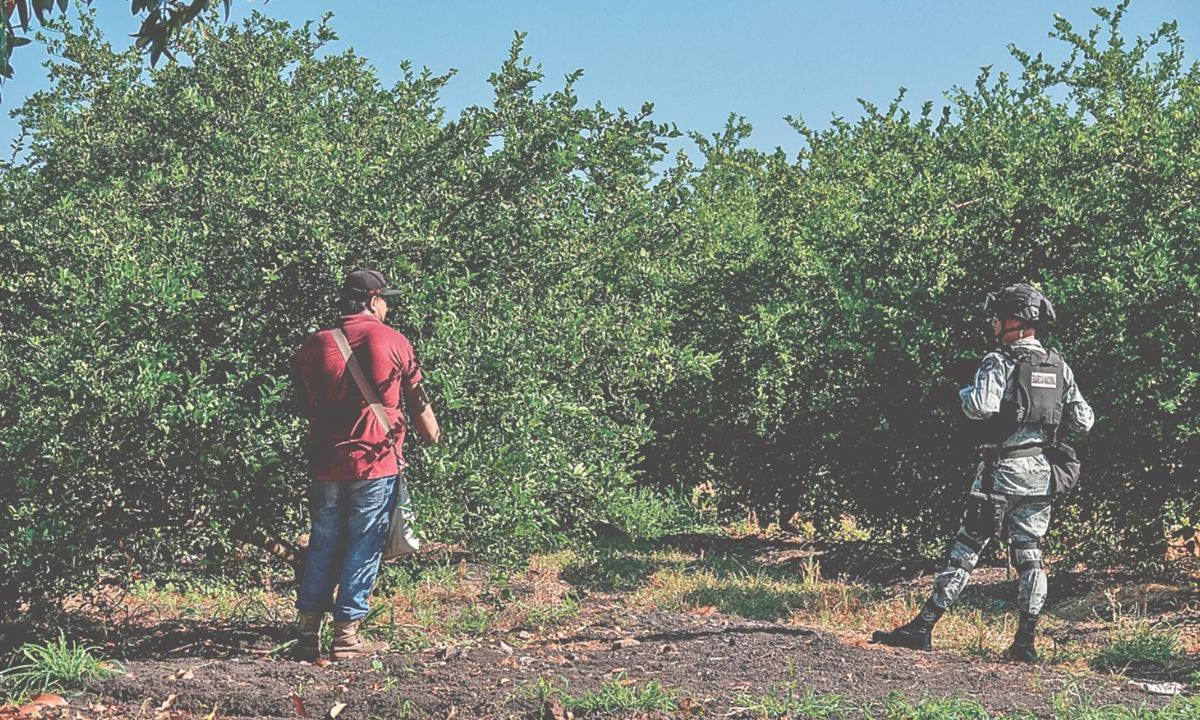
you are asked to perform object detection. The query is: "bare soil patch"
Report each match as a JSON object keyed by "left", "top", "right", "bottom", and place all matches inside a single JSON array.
[
  {"left": 6, "top": 534, "right": 1197, "bottom": 718},
  {"left": 85, "top": 610, "right": 1165, "bottom": 719}
]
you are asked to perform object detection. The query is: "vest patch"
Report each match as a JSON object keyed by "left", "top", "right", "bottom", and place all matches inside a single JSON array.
[{"left": 1030, "top": 372, "right": 1057, "bottom": 389}]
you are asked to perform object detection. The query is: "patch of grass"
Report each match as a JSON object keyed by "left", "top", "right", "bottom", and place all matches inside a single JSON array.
[
  {"left": 520, "top": 674, "right": 680, "bottom": 715},
  {"left": 605, "top": 486, "right": 700, "bottom": 540},
  {"left": 371, "top": 697, "right": 420, "bottom": 719},
  {"left": 685, "top": 571, "right": 821, "bottom": 621},
  {"left": 955, "top": 608, "right": 1012, "bottom": 661},
  {"left": 559, "top": 542, "right": 666, "bottom": 592},
  {"left": 357, "top": 605, "right": 436, "bottom": 652},
  {"left": 634, "top": 556, "right": 872, "bottom": 623},
  {"left": 513, "top": 593, "right": 581, "bottom": 632},
  {"left": 728, "top": 685, "right": 1200, "bottom": 720},
  {"left": 0, "top": 633, "right": 120, "bottom": 702},
  {"left": 445, "top": 605, "right": 493, "bottom": 636},
  {"left": 733, "top": 683, "right": 851, "bottom": 718},
  {"left": 122, "top": 577, "right": 281, "bottom": 623},
  {"left": 1049, "top": 693, "right": 1200, "bottom": 720},
  {"left": 377, "top": 559, "right": 464, "bottom": 600},
  {"left": 567, "top": 676, "right": 679, "bottom": 713},
  {"left": 1091, "top": 621, "right": 1186, "bottom": 673},
  {"left": 872, "top": 693, "right": 1000, "bottom": 719}
]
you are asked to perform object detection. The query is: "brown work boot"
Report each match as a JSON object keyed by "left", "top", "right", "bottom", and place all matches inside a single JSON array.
[
  {"left": 331, "top": 620, "right": 389, "bottom": 660},
  {"left": 294, "top": 611, "right": 324, "bottom": 662}
]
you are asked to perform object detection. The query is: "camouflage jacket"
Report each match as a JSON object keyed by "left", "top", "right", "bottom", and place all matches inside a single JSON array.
[{"left": 959, "top": 338, "right": 1094, "bottom": 495}]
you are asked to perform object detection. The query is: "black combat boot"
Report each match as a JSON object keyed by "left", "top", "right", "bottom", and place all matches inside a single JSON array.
[
  {"left": 871, "top": 601, "right": 943, "bottom": 652},
  {"left": 1007, "top": 613, "right": 1039, "bottom": 662}
]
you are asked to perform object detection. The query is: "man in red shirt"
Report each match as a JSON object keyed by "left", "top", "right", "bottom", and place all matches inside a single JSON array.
[{"left": 292, "top": 269, "right": 441, "bottom": 661}]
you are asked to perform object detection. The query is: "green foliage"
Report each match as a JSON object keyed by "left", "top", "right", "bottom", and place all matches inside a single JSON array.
[
  {"left": 645, "top": 0, "right": 1200, "bottom": 558},
  {"left": 734, "top": 682, "right": 851, "bottom": 718},
  {"left": 1047, "top": 690, "right": 1200, "bottom": 720},
  {"left": 0, "top": 633, "right": 119, "bottom": 702},
  {"left": 3, "top": 2, "right": 1200, "bottom": 607},
  {"left": 730, "top": 689, "right": 1200, "bottom": 720},
  {"left": 523, "top": 674, "right": 679, "bottom": 714},
  {"left": 1, "top": 0, "right": 228, "bottom": 84},
  {"left": 0, "top": 10, "right": 701, "bottom": 607},
  {"left": 599, "top": 486, "right": 701, "bottom": 540},
  {"left": 869, "top": 693, "right": 997, "bottom": 720},
  {"left": 1091, "top": 622, "right": 1187, "bottom": 673}
]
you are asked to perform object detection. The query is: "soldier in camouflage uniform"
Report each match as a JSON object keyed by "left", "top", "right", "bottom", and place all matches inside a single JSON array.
[{"left": 872, "top": 284, "right": 1094, "bottom": 661}]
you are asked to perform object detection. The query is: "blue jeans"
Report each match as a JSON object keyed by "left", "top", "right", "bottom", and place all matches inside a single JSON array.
[{"left": 296, "top": 475, "right": 397, "bottom": 622}]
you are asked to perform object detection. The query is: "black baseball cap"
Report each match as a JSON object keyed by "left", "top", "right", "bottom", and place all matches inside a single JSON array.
[{"left": 342, "top": 268, "right": 402, "bottom": 299}]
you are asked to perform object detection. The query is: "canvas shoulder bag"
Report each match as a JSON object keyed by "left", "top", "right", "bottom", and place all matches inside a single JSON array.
[{"left": 331, "top": 327, "right": 421, "bottom": 558}]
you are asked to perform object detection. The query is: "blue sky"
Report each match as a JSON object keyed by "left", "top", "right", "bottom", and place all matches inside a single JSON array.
[{"left": 3, "top": 1, "right": 1198, "bottom": 158}]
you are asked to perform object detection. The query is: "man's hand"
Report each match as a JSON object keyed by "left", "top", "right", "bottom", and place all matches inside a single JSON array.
[
  {"left": 412, "top": 405, "right": 441, "bottom": 445},
  {"left": 404, "top": 382, "right": 441, "bottom": 444}
]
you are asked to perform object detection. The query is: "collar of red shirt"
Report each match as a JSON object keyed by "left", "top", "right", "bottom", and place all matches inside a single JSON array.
[{"left": 337, "top": 312, "right": 382, "bottom": 328}]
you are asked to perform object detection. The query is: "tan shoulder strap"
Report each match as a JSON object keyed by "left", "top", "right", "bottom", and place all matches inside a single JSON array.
[{"left": 331, "top": 327, "right": 393, "bottom": 432}]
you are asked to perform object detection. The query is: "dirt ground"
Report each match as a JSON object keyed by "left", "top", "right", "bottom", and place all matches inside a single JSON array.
[
  {"left": 82, "top": 609, "right": 1167, "bottom": 720},
  {"left": 6, "top": 534, "right": 1197, "bottom": 719}
]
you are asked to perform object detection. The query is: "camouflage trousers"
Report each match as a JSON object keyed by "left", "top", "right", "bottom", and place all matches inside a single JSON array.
[{"left": 926, "top": 496, "right": 1052, "bottom": 617}]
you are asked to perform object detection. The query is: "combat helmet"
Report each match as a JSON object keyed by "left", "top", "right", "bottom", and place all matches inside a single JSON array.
[{"left": 983, "top": 283, "right": 1056, "bottom": 327}]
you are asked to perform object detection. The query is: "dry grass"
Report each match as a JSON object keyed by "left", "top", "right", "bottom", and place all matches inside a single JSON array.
[
  {"left": 547, "top": 533, "right": 1199, "bottom": 677},
  {"left": 52, "top": 530, "right": 1199, "bottom": 685}
]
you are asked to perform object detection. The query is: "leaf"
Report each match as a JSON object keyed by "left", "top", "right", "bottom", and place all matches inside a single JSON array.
[
  {"left": 540, "top": 698, "right": 568, "bottom": 720},
  {"left": 290, "top": 693, "right": 306, "bottom": 717},
  {"left": 27, "top": 694, "right": 66, "bottom": 707},
  {"left": 325, "top": 703, "right": 347, "bottom": 720},
  {"left": 156, "top": 694, "right": 177, "bottom": 712}
]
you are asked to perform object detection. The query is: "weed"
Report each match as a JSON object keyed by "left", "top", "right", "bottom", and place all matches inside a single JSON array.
[
  {"left": 519, "top": 675, "right": 679, "bottom": 714},
  {"left": 605, "top": 486, "right": 698, "bottom": 540},
  {"left": 870, "top": 693, "right": 998, "bottom": 719},
  {"left": 519, "top": 675, "right": 565, "bottom": 706},
  {"left": 367, "top": 697, "right": 421, "bottom": 720},
  {"left": 1092, "top": 621, "right": 1186, "bottom": 673},
  {"left": 730, "top": 685, "right": 1200, "bottom": 720},
  {"left": 1050, "top": 693, "right": 1200, "bottom": 720},
  {"left": 445, "top": 605, "right": 492, "bottom": 636},
  {"left": 420, "top": 561, "right": 466, "bottom": 592},
  {"left": 266, "top": 638, "right": 298, "bottom": 658},
  {"left": 733, "top": 683, "right": 850, "bottom": 718},
  {"left": 0, "top": 633, "right": 120, "bottom": 702},
  {"left": 560, "top": 543, "right": 661, "bottom": 592},
  {"left": 515, "top": 593, "right": 581, "bottom": 631},
  {"left": 568, "top": 676, "right": 679, "bottom": 713}
]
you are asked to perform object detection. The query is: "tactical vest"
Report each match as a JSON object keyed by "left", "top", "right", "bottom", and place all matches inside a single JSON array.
[
  {"left": 971, "top": 345, "right": 1066, "bottom": 446},
  {"left": 1002, "top": 345, "right": 1064, "bottom": 430},
  {"left": 985, "top": 345, "right": 1082, "bottom": 494}
]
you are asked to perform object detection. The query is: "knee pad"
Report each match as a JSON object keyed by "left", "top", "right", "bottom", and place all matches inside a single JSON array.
[
  {"left": 1010, "top": 540, "right": 1042, "bottom": 574},
  {"left": 965, "top": 492, "right": 1006, "bottom": 541}
]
